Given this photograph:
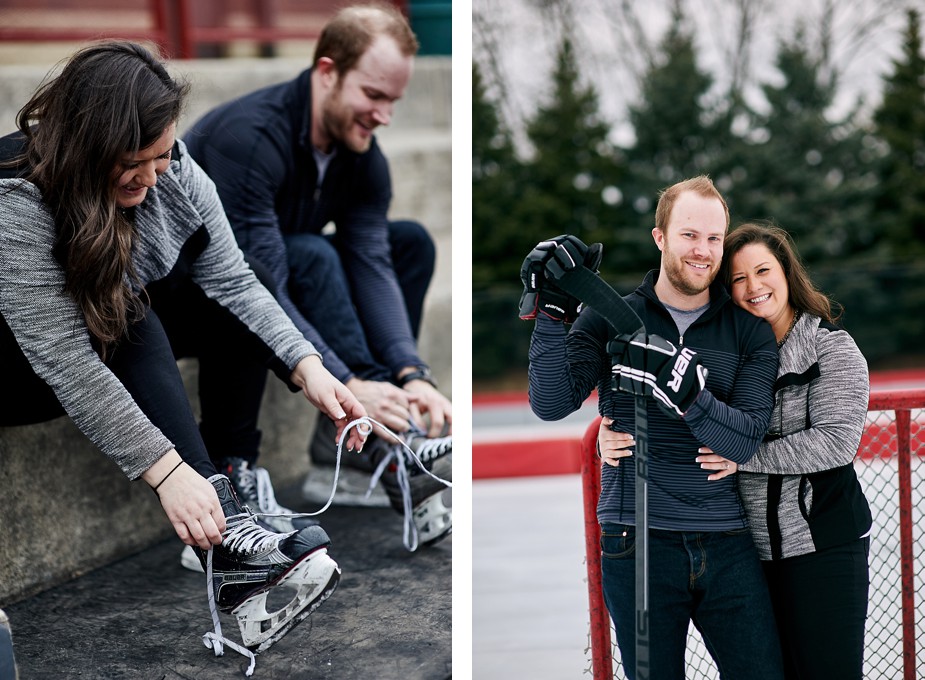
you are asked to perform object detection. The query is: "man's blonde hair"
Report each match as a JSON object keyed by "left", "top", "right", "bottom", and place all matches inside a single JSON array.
[
  {"left": 313, "top": 2, "right": 419, "bottom": 76},
  {"left": 654, "top": 175, "right": 730, "bottom": 233}
]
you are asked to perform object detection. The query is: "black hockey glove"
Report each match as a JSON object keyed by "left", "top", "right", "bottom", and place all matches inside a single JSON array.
[
  {"left": 608, "top": 331, "right": 708, "bottom": 418},
  {"left": 518, "top": 235, "right": 603, "bottom": 323}
]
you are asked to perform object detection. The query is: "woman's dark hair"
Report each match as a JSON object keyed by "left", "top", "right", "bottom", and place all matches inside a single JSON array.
[
  {"left": 720, "top": 222, "right": 841, "bottom": 324},
  {"left": 15, "top": 40, "right": 189, "bottom": 349}
]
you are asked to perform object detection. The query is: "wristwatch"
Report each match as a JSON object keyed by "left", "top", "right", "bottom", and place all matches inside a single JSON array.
[{"left": 398, "top": 366, "right": 438, "bottom": 389}]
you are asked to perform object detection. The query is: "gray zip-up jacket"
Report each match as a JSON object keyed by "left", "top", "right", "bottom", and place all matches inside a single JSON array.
[
  {"left": 738, "top": 313, "right": 872, "bottom": 560},
  {"left": 0, "top": 139, "right": 319, "bottom": 480}
]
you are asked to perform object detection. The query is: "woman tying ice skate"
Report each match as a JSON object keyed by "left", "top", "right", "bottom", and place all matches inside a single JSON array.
[{"left": 0, "top": 40, "right": 369, "bottom": 674}]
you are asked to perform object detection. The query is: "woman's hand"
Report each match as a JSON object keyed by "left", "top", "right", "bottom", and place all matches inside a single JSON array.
[
  {"left": 696, "top": 447, "right": 738, "bottom": 481},
  {"left": 598, "top": 417, "right": 635, "bottom": 467},
  {"left": 292, "top": 354, "right": 369, "bottom": 452},
  {"left": 142, "top": 450, "right": 225, "bottom": 548}
]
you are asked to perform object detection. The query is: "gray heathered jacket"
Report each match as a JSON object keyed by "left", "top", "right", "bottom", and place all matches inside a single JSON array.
[
  {"left": 0, "top": 140, "right": 319, "bottom": 480},
  {"left": 738, "top": 313, "right": 872, "bottom": 560}
]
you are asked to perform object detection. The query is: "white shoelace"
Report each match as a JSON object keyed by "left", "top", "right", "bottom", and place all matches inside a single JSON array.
[
  {"left": 365, "top": 419, "right": 453, "bottom": 552},
  {"left": 202, "top": 416, "right": 453, "bottom": 677},
  {"left": 201, "top": 512, "right": 301, "bottom": 675},
  {"left": 410, "top": 433, "right": 452, "bottom": 464},
  {"left": 199, "top": 417, "right": 450, "bottom": 674}
]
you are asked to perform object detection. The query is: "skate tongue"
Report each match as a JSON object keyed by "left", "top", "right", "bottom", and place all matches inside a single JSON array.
[{"left": 208, "top": 474, "right": 246, "bottom": 518}]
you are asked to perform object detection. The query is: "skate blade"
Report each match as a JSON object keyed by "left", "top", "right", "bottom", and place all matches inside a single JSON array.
[
  {"left": 233, "top": 549, "right": 341, "bottom": 652},
  {"left": 413, "top": 493, "right": 453, "bottom": 549},
  {"left": 302, "top": 466, "right": 390, "bottom": 508}
]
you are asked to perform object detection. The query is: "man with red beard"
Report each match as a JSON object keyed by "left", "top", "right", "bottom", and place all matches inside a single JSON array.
[
  {"left": 183, "top": 3, "right": 452, "bottom": 555},
  {"left": 524, "top": 176, "right": 784, "bottom": 679}
]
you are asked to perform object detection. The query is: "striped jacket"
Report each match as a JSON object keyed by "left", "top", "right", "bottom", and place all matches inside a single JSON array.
[
  {"left": 529, "top": 270, "right": 778, "bottom": 531},
  {"left": 738, "top": 313, "right": 872, "bottom": 560},
  {"left": 0, "top": 136, "right": 318, "bottom": 480}
]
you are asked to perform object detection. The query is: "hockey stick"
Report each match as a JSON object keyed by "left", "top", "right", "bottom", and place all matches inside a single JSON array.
[{"left": 553, "top": 266, "right": 650, "bottom": 679}]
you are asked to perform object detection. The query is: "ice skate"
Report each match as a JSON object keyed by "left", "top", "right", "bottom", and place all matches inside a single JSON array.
[
  {"left": 197, "top": 474, "right": 340, "bottom": 674},
  {"left": 220, "top": 457, "right": 319, "bottom": 533},
  {"left": 371, "top": 423, "right": 453, "bottom": 551},
  {"left": 181, "top": 458, "right": 319, "bottom": 573},
  {"left": 303, "top": 415, "right": 390, "bottom": 507}
]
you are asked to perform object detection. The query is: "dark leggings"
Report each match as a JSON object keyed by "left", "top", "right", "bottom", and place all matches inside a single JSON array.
[
  {"left": 763, "top": 537, "right": 870, "bottom": 680},
  {"left": 0, "top": 259, "right": 283, "bottom": 477}
]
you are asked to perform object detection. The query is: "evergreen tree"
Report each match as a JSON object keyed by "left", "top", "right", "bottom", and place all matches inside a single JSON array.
[
  {"left": 721, "top": 28, "right": 874, "bottom": 263},
  {"left": 627, "top": 4, "right": 716, "bottom": 186},
  {"left": 872, "top": 8, "right": 925, "bottom": 260},
  {"left": 620, "top": 2, "right": 723, "bottom": 272},
  {"left": 512, "top": 35, "right": 626, "bottom": 276},
  {"left": 472, "top": 62, "right": 521, "bottom": 291}
]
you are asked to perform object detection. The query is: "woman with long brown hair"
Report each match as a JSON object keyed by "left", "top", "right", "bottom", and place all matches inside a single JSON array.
[{"left": 0, "top": 41, "right": 367, "bottom": 661}]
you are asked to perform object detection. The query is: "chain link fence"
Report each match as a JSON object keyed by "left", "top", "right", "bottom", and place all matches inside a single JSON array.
[{"left": 580, "top": 391, "right": 925, "bottom": 680}]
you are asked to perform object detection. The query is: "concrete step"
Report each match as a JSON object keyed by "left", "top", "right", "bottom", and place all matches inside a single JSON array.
[{"left": 0, "top": 56, "right": 450, "bottom": 137}]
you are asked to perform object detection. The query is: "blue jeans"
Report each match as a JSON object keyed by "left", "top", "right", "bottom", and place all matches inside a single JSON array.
[
  {"left": 601, "top": 523, "right": 784, "bottom": 680},
  {"left": 284, "top": 220, "right": 435, "bottom": 383}
]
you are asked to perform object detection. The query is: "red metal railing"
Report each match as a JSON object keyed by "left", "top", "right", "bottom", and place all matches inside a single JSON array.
[
  {"left": 582, "top": 389, "right": 925, "bottom": 680},
  {"left": 0, "top": 0, "right": 408, "bottom": 60}
]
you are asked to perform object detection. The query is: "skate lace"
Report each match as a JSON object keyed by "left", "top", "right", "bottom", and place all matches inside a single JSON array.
[
  {"left": 202, "top": 547, "right": 257, "bottom": 676},
  {"left": 410, "top": 433, "right": 452, "bottom": 464},
  {"left": 367, "top": 421, "right": 453, "bottom": 552},
  {"left": 201, "top": 512, "right": 293, "bottom": 676},
  {"left": 199, "top": 417, "right": 447, "bottom": 675},
  {"left": 223, "top": 513, "right": 294, "bottom": 553},
  {"left": 254, "top": 467, "right": 286, "bottom": 515}
]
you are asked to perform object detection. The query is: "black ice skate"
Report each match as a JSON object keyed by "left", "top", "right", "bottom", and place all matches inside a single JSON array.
[
  {"left": 369, "top": 423, "right": 453, "bottom": 551},
  {"left": 180, "top": 459, "right": 321, "bottom": 574},
  {"left": 303, "top": 415, "right": 390, "bottom": 507},
  {"left": 196, "top": 474, "right": 340, "bottom": 674},
  {"left": 219, "top": 457, "right": 320, "bottom": 533}
]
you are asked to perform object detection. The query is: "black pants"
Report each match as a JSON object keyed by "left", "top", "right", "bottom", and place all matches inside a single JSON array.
[
  {"left": 0, "top": 257, "right": 285, "bottom": 477},
  {"left": 763, "top": 537, "right": 870, "bottom": 680}
]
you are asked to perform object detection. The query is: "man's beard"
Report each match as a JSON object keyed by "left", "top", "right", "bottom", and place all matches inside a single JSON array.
[
  {"left": 663, "top": 248, "right": 715, "bottom": 296},
  {"left": 321, "top": 90, "right": 371, "bottom": 154}
]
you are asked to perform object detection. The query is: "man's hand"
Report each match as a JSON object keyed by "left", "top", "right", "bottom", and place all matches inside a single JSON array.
[
  {"left": 292, "top": 355, "right": 369, "bottom": 451},
  {"left": 345, "top": 377, "right": 418, "bottom": 438},
  {"left": 598, "top": 417, "right": 634, "bottom": 467},
  {"left": 402, "top": 379, "right": 452, "bottom": 438},
  {"left": 143, "top": 450, "right": 226, "bottom": 549},
  {"left": 518, "top": 235, "right": 602, "bottom": 323},
  {"left": 608, "top": 332, "right": 708, "bottom": 418}
]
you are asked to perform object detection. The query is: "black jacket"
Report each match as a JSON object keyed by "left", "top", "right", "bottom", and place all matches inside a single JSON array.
[{"left": 529, "top": 270, "right": 778, "bottom": 530}]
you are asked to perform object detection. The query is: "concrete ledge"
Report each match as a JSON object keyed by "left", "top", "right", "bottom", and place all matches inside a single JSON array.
[
  {"left": 0, "top": 56, "right": 450, "bottom": 138},
  {"left": 0, "top": 56, "right": 451, "bottom": 605}
]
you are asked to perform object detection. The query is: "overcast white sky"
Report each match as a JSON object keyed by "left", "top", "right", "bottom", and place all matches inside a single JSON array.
[{"left": 473, "top": 0, "right": 914, "bottom": 147}]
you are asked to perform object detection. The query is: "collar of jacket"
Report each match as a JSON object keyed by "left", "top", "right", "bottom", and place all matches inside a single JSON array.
[
  {"left": 636, "top": 269, "right": 732, "bottom": 327},
  {"left": 295, "top": 67, "right": 315, "bottom": 153},
  {"left": 776, "top": 313, "right": 821, "bottom": 379}
]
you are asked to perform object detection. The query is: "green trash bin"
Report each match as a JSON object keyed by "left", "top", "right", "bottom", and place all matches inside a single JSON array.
[{"left": 408, "top": 0, "right": 451, "bottom": 55}]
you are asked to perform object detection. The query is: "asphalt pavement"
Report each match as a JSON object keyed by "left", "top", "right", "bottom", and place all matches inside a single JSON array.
[{"left": 4, "top": 484, "right": 452, "bottom": 680}]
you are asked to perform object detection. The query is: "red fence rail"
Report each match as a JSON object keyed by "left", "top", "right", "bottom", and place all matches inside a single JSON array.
[
  {"left": 0, "top": 0, "right": 407, "bottom": 60},
  {"left": 581, "top": 388, "right": 925, "bottom": 680}
]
